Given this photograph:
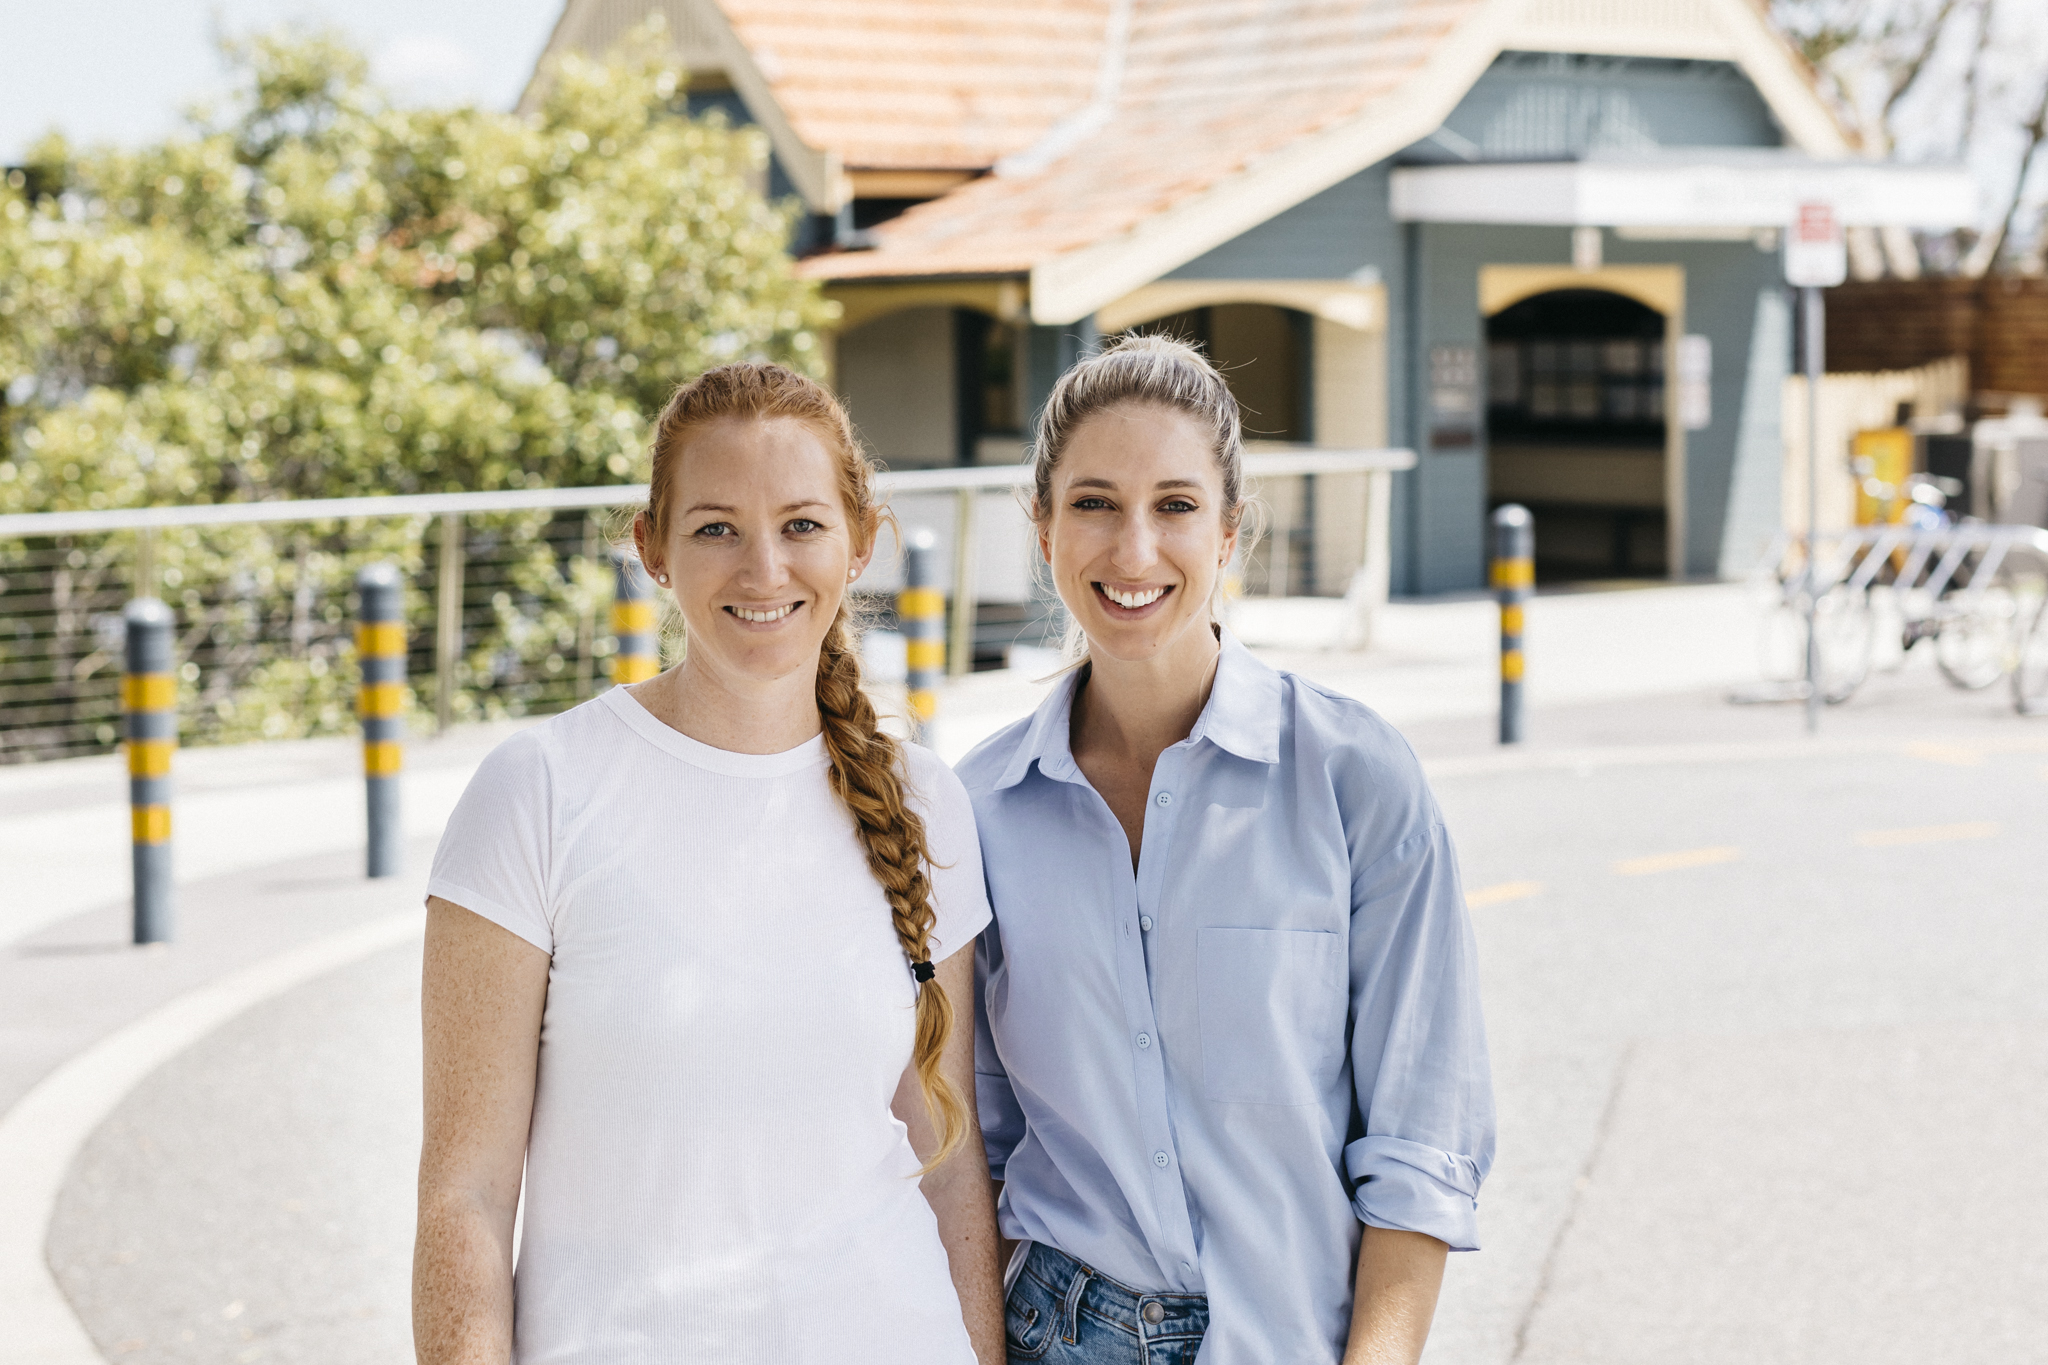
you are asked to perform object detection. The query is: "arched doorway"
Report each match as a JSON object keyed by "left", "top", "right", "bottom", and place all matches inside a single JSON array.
[{"left": 1485, "top": 289, "right": 1669, "bottom": 580}]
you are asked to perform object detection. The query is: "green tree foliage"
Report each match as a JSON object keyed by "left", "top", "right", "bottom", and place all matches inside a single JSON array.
[
  {"left": 0, "top": 24, "right": 833, "bottom": 753},
  {"left": 0, "top": 22, "right": 828, "bottom": 506}
]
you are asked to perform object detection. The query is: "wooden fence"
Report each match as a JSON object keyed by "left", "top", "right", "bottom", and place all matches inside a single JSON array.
[{"left": 1825, "top": 278, "right": 2048, "bottom": 402}]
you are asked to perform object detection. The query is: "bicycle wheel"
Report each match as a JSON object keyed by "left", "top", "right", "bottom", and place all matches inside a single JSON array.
[
  {"left": 1759, "top": 588, "right": 1872, "bottom": 702},
  {"left": 1935, "top": 586, "right": 2018, "bottom": 691},
  {"left": 2014, "top": 598, "right": 2048, "bottom": 714},
  {"left": 1813, "top": 586, "right": 1874, "bottom": 703}
]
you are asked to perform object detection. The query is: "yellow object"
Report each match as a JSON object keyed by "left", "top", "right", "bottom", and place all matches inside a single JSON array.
[
  {"left": 357, "top": 681, "right": 408, "bottom": 719},
  {"left": 1852, "top": 427, "right": 1914, "bottom": 525},
  {"left": 612, "top": 600, "right": 656, "bottom": 633},
  {"left": 127, "top": 738, "right": 176, "bottom": 777},
  {"left": 611, "top": 655, "right": 660, "bottom": 684},
  {"left": 897, "top": 587, "right": 945, "bottom": 619},
  {"left": 1499, "top": 604, "right": 1524, "bottom": 635},
  {"left": 1500, "top": 649, "right": 1524, "bottom": 682},
  {"left": 905, "top": 639, "right": 946, "bottom": 670},
  {"left": 354, "top": 621, "right": 407, "bottom": 657},
  {"left": 121, "top": 673, "right": 176, "bottom": 710},
  {"left": 908, "top": 689, "right": 938, "bottom": 721},
  {"left": 131, "top": 804, "right": 172, "bottom": 843},
  {"left": 363, "top": 740, "right": 405, "bottom": 776},
  {"left": 1490, "top": 559, "right": 1533, "bottom": 589}
]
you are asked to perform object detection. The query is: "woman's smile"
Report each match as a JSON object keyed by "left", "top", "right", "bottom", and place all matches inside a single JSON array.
[
  {"left": 725, "top": 600, "right": 803, "bottom": 626},
  {"left": 1093, "top": 582, "right": 1174, "bottom": 616}
]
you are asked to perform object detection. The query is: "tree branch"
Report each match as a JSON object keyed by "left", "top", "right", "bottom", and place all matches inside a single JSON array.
[
  {"left": 1880, "top": 0, "right": 1966, "bottom": 130},
  {"left": 1964, "top": 75, "right": 2048, "bottom": 277}
]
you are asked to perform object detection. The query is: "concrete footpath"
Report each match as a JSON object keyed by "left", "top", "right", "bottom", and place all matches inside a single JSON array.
[{"left": 5, "top": 581, "right": 2045, "bottom": 1364}]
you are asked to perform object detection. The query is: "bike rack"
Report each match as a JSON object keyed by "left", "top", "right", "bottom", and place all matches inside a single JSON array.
[{"left": 1746, "top": 524, "right": 2048, "bottom": 710}]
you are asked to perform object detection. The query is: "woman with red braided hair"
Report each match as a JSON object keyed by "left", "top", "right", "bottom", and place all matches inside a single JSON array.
[{"left": 413, "top": 363, "right": 1005, "bottom": 1364}]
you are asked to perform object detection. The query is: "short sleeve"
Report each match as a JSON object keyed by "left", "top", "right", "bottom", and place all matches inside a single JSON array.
[
  {"left": 426, "top": 729, "right": 556, "bottom": 954},
  {"left": 903, "top": 745, "right": 992, "bottom": 964}
]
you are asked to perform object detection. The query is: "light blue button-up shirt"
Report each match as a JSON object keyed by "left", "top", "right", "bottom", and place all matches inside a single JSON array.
[{"left": 959, "top": 633, "right": 1495, "bottom": 1363}]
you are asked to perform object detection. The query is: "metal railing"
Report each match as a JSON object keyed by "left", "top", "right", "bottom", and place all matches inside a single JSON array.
[{"left": 0, "top": 447, "right": 1414, "bottom": 763}]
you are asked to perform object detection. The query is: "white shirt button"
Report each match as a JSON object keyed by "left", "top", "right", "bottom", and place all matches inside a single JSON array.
[
  {"left": 1137, "top": 1033, "right": 1151, "bottom": 1049},
  {"left": 1153, "top": 1150, "right": 1171, "bottom": 1168},
  {"left": 1156, "top": 791, "right": 1173, "bottom": 807},
  {"left": 1139, "top": 915, "right": 1154, "bottom": 932}
]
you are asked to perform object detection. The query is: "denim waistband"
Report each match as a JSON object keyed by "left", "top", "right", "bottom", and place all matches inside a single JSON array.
[{"left": 1017, "top": 1242, "right": 1209, "bottom": 1346}]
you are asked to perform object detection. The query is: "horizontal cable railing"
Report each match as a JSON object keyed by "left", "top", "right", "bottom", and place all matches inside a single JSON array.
[
  {"left": 0, "top": 448, "right": 1415, "bottom": 537},
  {"left": 0, "top": 448, "right": 1414, "bottom": 763}
]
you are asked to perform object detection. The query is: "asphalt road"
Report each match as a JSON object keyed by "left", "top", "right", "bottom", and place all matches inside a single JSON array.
[{"left": 37, "top": 683, "right": 2048, "bottom": 1365}]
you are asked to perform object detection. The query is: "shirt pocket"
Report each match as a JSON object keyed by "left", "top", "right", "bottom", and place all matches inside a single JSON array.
[{"left": 1196, "top": 926, "right": 1346, "bottom": 1106}]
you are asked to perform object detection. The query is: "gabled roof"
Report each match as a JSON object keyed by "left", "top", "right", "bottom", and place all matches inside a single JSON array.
[
  {"left": 529, "top": 0, "right": 1850, "bottom": 321},
  {"left": 799, "top": 0, "right": 1849, "bottom": 320},
  {"left": 716, "top": 1, "right": 1112, "bottom": 171},
  {"left": 806, "top": 0, "right": 1486, "bottom": 283},
  {"left": 523, "top": 0, "right": 1112, "bottom": 202}
]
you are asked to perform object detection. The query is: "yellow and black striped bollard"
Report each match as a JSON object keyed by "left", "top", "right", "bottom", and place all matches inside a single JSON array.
[
  {"left": 899, "top": 530, "right": 944, "bottom": 743},
  {"left": 356, "top": 563, "right": 407, "bottom": 878},
  {"left": 124, "top": 596, "right": 177, "bottom": 944},
  {"left": 611, "top": 550, "right": 659, "bottom": 684},
  {"left": 1491, "top": 504, "right": 1533, "bottom": 745}
]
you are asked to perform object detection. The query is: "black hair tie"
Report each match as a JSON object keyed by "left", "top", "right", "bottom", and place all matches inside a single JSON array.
[{"left": 911, "top": 959, "right": 935, "bottom": 983}]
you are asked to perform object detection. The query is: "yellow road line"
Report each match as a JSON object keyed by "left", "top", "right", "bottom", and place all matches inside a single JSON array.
[
  {"left": 1854, "top": 821, "right": 2001, "bottom": 848},
  {"left": 1467, "top": 880, "right": 1542, "bottom": 908},
  {"left": 1613, "top": 845, "right": 1741, "bottom": 876}
]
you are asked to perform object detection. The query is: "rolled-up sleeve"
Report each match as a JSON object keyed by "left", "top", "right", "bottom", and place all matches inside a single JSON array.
[
  {"left": 975, "top": 925, "right": 1025, "bottom": 1180},
  {"left": 1343, "top": 821, "right": 1495, "bottom": 1251}
]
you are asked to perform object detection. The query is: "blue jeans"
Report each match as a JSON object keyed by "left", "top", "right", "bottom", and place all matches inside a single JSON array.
[{"left": 1005, "top": 1242, "right": 1210, "bottom": 1364}]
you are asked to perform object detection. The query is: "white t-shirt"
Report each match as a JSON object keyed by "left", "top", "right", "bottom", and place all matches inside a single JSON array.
[{"left": 426, "top": 686, "right": 991, "bottom": 1365}]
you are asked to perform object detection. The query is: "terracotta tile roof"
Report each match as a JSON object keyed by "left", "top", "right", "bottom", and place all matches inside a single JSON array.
[
  {"left": 720, "top": 0, "right": 1114, "bottom": 170},
  {"left": 799, "top": 0, "right": 1486, "bottom": 279}
]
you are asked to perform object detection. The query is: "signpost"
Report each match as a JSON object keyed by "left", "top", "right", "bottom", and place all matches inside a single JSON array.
[{"left": 1786, "top": 201, "right": 1847, "bottom": 734}]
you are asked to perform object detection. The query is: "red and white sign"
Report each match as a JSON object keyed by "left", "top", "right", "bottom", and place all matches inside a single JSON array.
[{"left": 1785, "top": 201, "right": 1847, "bottom": 287}]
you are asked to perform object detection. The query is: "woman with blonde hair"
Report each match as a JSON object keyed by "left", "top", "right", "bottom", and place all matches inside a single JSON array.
[
  {"left": 961, "top": 333, "right": 1495, "bottom": 1364},
  {"left": 413, "top": 363, "right": 1005, "bottom": 1363}
]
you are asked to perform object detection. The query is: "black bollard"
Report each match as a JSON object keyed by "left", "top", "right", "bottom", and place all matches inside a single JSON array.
[
  {"left": 356, "top": 563, "right": 406, "bottom": 878},
  {"left": 900, "top": 530, "right": 944, "bottom": 743},
  {"left": 1491, "top": 505, "right": 1533, "bottom": 745},
  {"left": 611, "top": 549, "right": 659, "bottom": 684},
  {"left": 124, "top": 597, "right": 177, "bottom": 944}
]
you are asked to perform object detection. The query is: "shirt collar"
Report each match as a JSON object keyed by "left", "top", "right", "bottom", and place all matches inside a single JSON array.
[
  {"left": 1191, "top": 629, "right": 1285, "bottom": 764},
  {"left": 989, "top": 628, "right": 1283, "bottom": 791}
]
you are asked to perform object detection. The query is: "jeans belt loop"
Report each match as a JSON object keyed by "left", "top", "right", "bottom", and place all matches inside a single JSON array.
[{"left": 1061, "top": 1261, "right": 1095, "bottom": 1345}]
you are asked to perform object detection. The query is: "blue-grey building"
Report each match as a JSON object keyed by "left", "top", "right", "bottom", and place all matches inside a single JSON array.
[{"left": 530, "top": 0, "right": 1967, "bottom": 595}]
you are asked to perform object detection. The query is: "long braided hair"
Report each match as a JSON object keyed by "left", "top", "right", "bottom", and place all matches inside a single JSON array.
[{"left": 642, "top": 363, "right": 966, "bottom": 1168}]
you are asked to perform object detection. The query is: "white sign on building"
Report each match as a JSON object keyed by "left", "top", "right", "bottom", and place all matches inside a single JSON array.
[{"left": 1784, "top": 201, "right": 1847, "bottom": 288}]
